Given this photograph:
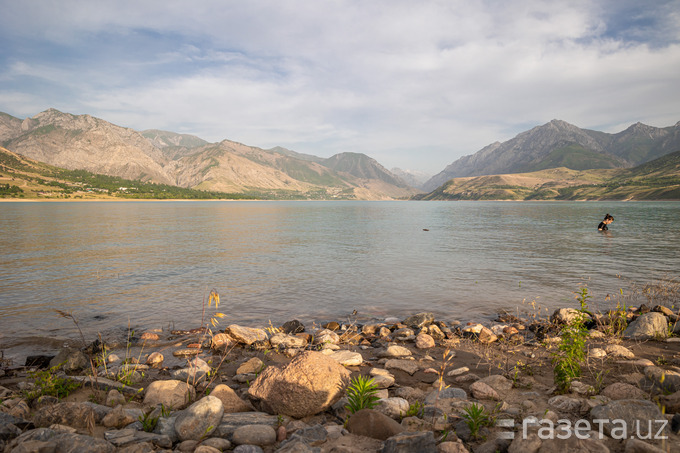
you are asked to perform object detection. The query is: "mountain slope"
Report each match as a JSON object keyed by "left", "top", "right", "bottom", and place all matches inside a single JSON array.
[
  {"left": 423, "top": 120, "right": 680, "bottom": 191},
  {"left": 0, "top": 109, "right": 417, "bottom": 200},
  {"left": 418, "top": 150, "right": 680, "bottom": 201},
  {"left": 2, "top": 109, "right": 175, "bottom": 184}
]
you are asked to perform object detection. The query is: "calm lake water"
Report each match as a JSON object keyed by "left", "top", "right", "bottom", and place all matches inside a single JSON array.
[{"left": 1, "top": 200, "right": 679, "bottom": 361}]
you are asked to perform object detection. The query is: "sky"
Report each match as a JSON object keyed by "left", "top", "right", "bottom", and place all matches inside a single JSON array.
[{"left": 1, "top": 0, "right": 679, "bottom": 175}]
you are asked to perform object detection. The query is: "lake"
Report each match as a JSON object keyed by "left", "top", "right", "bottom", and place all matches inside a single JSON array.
[{"left": 1, "top": 200, "right": 679, "bottom": 362}]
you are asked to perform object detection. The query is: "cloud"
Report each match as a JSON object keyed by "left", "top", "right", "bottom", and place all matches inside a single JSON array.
[{"left": 1, "top": 0, "right": 679, "bottom": 173}]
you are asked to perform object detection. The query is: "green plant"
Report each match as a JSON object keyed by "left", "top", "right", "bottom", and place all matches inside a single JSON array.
[
  {"left": 345, "top": 375, "right": 380, "bottom": 414},
  {"left": 461, "top": 402, "right": 492, "bottom": 440},
  {"left": 139, "top": 411, "right": 160, "bottom": 433},
  {"left": 23, "top": 364, "right": 81, "bottom": 402},
  {"left": 402, "top": 401, "right": 424, "bottom": 419},
  {"left": 551, "top": 287, "right": 590, "bottom": 392}
]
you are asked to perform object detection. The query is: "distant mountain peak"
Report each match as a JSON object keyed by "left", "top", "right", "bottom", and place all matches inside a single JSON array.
[{"left": 422, "top": 119, "right": 680, "bottom": 192}]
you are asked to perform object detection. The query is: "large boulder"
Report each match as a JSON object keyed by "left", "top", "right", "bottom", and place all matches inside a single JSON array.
[
  {"left": 623, "top": 312, "right": 669, "bottom": 340},
  {"left": 247, "top": 351, "right": 350, "bottom": 418}
]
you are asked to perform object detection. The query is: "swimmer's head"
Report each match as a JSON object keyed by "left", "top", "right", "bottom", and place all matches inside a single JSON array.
[{"left": 603, "top": 214, "right": 614, "bottom": 224}]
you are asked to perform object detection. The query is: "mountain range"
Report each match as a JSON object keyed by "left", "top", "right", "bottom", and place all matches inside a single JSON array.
[
  {"left": 422, "top": 119, "right": 680, "bottom": 192},
  {"left": 0, "top": 109, "right": 417, "bottom": 200},
  {"left": 2, "top": 108, "right": 679, "bottom": 200}
]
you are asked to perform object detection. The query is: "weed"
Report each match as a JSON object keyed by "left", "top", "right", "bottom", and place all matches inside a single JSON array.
[
  {"left": 461, "top": 402, "right": 493, "bottom": 440},
  {"left": 139, "top": 411, "right": 160, "bottom": 433},
  {"left": 401, "top": 401, "right": 424, "bottom": 419},
  {"left": 23, "top": 364, "right": 81, "bottom": 402},
  {"left": 551, "top": 286, "right": 590, "bottom": 393},
  {"left": 345, "top": 375, "right": 380, "bottom": 414}
]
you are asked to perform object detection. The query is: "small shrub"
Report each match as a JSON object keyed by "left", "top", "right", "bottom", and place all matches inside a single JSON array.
[
  {"left": 345, "top": 375, "right": 380, "bottom": 414},
  {"left": 23, "top": 364, "right": 81, "bottom": 402},
  {"left": 461, "top": 402, "right": 492, "bottom": 439}
]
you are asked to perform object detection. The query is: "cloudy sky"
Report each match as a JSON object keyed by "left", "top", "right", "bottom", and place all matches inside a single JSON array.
[{"left": 1, "top": 1, "right": 679, "bottom": 174}]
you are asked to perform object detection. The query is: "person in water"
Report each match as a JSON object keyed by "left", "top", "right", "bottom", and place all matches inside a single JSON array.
[{"left": 598, "top": 213, "right": 614, "bottom": 231}]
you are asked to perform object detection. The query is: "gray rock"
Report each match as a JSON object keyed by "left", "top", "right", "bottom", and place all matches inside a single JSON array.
[
  {"left": 374, "top": 397, "right": 410, "bottom": 419},
  {"left": 403, "top": 312, "right": 435, "bottom": 329},
  {"left": 199, "top": 437, "right": 232, "bottom": 451},
  {"left": 313, "top": 329, "right": 340, "bottom": 345},
  {"left": 548, "top": 395, "right": 584, "bottom": 413},
  {"left": 214, "top": 412, "right": 281, "bottom": 439},
  {"left": 49, "top": 348, "right": 89, "bottom": 372},
  {"left": 171, "top": 357, "right": 212, "bottom": 383},
  {"left": 623, "top": 312, "right": 669, "bottom": 340},
  {"left": 346, "top": 409, "right": 405, "bottom": 440},
  {"left": 601, "top": 383, "right": 646, "bottom": 400},
  {"left": 381, "top": 430, "right": 436, "bottom": 453},
  {"left": 644, "top": 366, "right": 680, "bottom": 393},
  {"left": 550, "top": 308, "right": 590, "bottom": 325},
  {"left": 32, "top": 402, "right": 97, "bottom": 428},
  {"left": 104, "top": 428, "right": 173, "bottom": 449},
  {"left": 590, "top": 399, "right": 668, "bottom": 438},
  {"left": 232, "top": 424, "right": 277, "bottom": 446},
  {"left": 174, "top": 395, "right": 224, "bottom": 441},
  {"left": 385, "top": 359, "right": 419, "bottom": 375},
  {"left": 284, "top": 424, "right": 327, "bottom": 446},
  {"left": 479, "top": 374, "right": 513, "bottom": 392},
  {"left": 269, "top": 333, "right": 307, "bottom": 349},
  {"left": 233, "top": 445, "right": 264, "bottom": 453},
  {"left": 469, "top": 381, "right": 500, "bottom": 400},
  {"left": 425, "top": 387, "right": 467, "bottom": 404}
]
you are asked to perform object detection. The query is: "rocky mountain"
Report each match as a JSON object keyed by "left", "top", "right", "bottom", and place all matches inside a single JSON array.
[
  {"left": 390, "top": 168, "right": 432, "bottom": 190},
  {"left": 417, "top": 150, "right": 680, "bottom": 201},
  {"left": 0, "top": 109, "right": 418, "bottom": 200},
  {"left": 423, "top": 119, "right": 680, "bottom": 192}
]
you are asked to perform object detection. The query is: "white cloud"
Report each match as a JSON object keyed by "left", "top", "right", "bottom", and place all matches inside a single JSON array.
[{"left": 1, "top": 0, "right": 679, "bottom": 174}]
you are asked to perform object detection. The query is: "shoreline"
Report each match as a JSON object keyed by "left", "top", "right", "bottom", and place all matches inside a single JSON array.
[{"left": 2, "top": 304, "right": 680, "bottom": 452}]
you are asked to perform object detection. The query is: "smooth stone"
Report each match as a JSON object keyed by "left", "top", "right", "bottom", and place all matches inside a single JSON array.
[
  {"left": 237, "top": 357, "right": 265, "bottom": 375},
  {"left": 232, "top": 424, "right": 277, "bottom": 446},
  {"left": 346, "top": 409, "right": 405, "bottom": 440},
  {"left": 469, "top": 381, "right": 500, "bottom": 400},
  {"left": 590, "top": 399, "right": 667, "bottom": 438},
  {"left": 374, "top": 397, "right": 410, "bottom": 419},
  {"left": 143, "top": 380, "right": 196, "bottom": 410},
  {"left": 623, "top": 312, "right": 669, "bottom": 340},
  {"left": 210, "top": 384, "right": 252, "bottom": 413},
  {"left": 379, "top": 345, "right": 412, "bottom": 358},
  {"left": 313, "top": 329, "right": 340, "bottom": 345},
  {"left": 328, "top": 350, "right": 363, "bottom": 366},
  {"left": 381, "top": 430, "right": 436, "bottom": 453},
  {"left": 269, "top": 333, "right": 308, "bottom": 349},
  {"left": 385, "top": 359, "right": 419, "bottom": 375},
  {"left": 605, "top": 344, "right": 635, "bottom": 358},
  {"left": 415, "top": 333, "right": 435, "bottom": 349},
  {"left": 174, "top": 396, "right": 224, "bottom": 441},
  {"left": 227, "top": 325, "right": 269, "bottom": 345}
]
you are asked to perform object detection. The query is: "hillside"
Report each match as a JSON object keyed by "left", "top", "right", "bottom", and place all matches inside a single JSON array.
[
  {"left": 0, "top": 146, "right": 254, "bottom": 200},
  {"left": 0, "top": 109, "right": 418, "bottom": 200},
  {"left": 417, "top": 150, "right": 680, "bottom": 201},
  {"left": 423, "top": 119, "right": 680, "bottom": 191}
]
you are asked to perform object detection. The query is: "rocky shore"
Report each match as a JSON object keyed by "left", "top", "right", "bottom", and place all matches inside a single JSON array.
[{"left": 2, "top": 304, "right": 680, "bottom": 453}]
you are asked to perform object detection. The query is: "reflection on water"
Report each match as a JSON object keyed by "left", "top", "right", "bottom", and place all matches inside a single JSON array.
[{"left": 1, "top": 200, "right": 679, "bottom": 360}]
